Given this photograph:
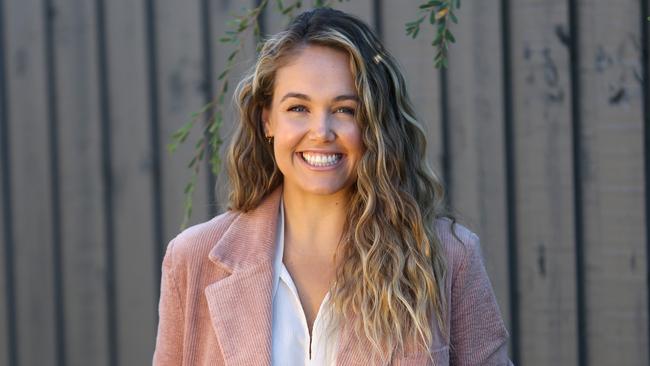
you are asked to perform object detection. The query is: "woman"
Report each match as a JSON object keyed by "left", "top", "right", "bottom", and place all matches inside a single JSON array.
[{"left": 153, "top": 7, "right": 512, "bottom": 366}]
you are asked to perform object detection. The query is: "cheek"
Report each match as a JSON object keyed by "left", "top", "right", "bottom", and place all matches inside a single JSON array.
[
  {"left": 271, "top": 122, "right": 304, "bottom": 162},
  {"left": 344, "top": 125, "right": 364, "bottom": 154}
]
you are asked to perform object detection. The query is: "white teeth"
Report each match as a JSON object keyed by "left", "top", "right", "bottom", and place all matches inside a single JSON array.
[{"left": 301, "top": 152, "right": 342, "bottom": 167}]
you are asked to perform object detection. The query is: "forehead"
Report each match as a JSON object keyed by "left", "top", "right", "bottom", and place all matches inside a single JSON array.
[{"left": 272, "top": 44, "right": 357, "bottom": 101}]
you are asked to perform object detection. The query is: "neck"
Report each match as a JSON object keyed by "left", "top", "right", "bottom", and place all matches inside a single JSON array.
[{"left": 281, "top": 186, "right": 349, "bottom": 260}]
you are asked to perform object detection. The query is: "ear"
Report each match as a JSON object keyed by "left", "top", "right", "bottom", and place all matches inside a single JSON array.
[{"left": 262, "top": 107, "right": 272, "bottom": 136}]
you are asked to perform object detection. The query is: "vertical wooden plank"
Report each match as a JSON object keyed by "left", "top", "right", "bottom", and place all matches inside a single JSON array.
[
  {"left": 263, "top": 0, "right": 289, "bottom": 36},
  {"left": 208, "top": 0, "right": 258, "bottom": 208},
  {"left": 578, "top": 0, "right": 648, "bottom": 364},
  {"left": 199, "top": 0, "right": 216, "bottom": 218},
  {"left": 380, "top": 0, "right": 443, "bottom": 176},
  {"left": 51, "top": 0, "right": 110, "bottom": 364},
  {"left": 333, "top": 0, "right": 374, "bottom": 30},
  {"left": 0, "top": 1, "right": 12, "bottom": 364},
  {"left": 510, "top": 0, "right": 579, "bottom": 365},
  {"left": 0, "top": 116, "right": 9, "bottom": 365},
  {"left": 104, "top": 0, "right": 158, "bottom": 364},
  {"left": 446, "top": 0, "right": 511, "bottom": 336},
  {"left": 0, "top": 135, "right": 9, "bottom": 366},
  {"left": 156, "top": 0, "right": 210, "bottom": 242},
  {"left": 0, "top": 167, "right": 9, "bottom": 366},
  {"left": 4, "top": 0, "right": 58, "bottom": 364},
  {"left": 644, "top": 0, "right": 650, "bottom": 363}
]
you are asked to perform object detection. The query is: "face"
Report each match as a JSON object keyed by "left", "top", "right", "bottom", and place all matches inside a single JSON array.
[{"left": 262, "top": 44, "right": 364, "bottom": 199}]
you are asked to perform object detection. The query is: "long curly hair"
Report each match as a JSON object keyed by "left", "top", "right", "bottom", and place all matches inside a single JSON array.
[{"left": 226, "top": 7, "right": 456, "bottom": 362}]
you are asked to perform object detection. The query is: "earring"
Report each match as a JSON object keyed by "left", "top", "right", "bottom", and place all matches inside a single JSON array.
[{"left": 266, "top": 135, "right": 273, "bottom": 144}]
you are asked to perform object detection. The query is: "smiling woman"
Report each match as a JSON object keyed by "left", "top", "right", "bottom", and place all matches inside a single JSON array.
[{"left": 153, "top": 7, "right": 513, "bottom": 366}]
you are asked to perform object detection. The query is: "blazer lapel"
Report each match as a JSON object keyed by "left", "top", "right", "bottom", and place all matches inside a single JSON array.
[
  {"left": 204, "top": 187, "right": 282, "bottom": 366},
  {"left": 204, "top": 264, "right": 274, "bottom": 365}
]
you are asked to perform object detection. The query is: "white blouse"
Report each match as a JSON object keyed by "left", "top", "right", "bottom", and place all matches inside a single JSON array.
[{"left": 271, "top": 198, "right": 339, "bottom": 365}]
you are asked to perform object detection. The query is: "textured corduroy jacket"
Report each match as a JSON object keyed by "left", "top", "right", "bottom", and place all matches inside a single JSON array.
[{"left": 152, "top": 186, "right": 513, "bottom": 365}]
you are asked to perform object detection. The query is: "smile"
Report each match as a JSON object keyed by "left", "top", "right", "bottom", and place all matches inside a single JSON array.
[{"left": 300, "top": 152, "right": 343, "bottom": 167}]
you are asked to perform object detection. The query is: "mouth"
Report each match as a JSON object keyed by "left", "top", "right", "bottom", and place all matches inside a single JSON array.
[{"left": 299, "top": 151, "right": 344, "bottom": 167}]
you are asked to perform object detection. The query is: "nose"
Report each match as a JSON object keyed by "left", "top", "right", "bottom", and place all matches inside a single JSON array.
[{"left": 309, "top": 112, "right": 335, "bottom": 142}]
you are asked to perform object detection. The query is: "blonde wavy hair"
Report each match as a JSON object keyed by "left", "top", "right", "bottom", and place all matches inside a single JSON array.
[{"left": 226, "top": 7, "right": 458, "bottom": 362}]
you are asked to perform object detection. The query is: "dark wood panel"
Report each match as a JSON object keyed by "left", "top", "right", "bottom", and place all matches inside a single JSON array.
[
  {"left": 104, "top": 0, "right": 157, "bottom": 364},
  {"left": 0, "top": 114, "right": 9, "bottom": 366},
  {"left": 51, "top": 0, "right": 109, "bottom": 364},
  {"left": 446, "top": 0, "right": 511, "bottom": 339},
  {"left": 5, "top": 0, "right": 58, "bottom": 364},
  {"left": 0, "top": 178, "right": 8, "bottom": 366},
  {"left": 155, "top": 0, "right": 210, "bottom": 243},
  {"left": 509, "top": 0, "right": 579, "bottom": 364},
  {"left": 0, "top": 0, "right": 11, "bottom": 359},
  {"left": 578, "top": 0, "right": 648, "bottom": 364},
  {"left": 380, "top": 0, "right": 443, "bottom": 175}
]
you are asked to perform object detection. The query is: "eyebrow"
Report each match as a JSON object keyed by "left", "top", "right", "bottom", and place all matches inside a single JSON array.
[{"left": 279, "top": 92, "right": 359, "bottom": 103}]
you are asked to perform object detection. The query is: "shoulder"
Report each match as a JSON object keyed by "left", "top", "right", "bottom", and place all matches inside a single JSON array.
[
  {"left": 433, "top": 217, "right": 482, "bottom": 278},
  {"left": 434, "top": 218, "right": 511, "bottom": 362},
  {"left": 163, "top": 210, "right": 240, "bottom": 271}
]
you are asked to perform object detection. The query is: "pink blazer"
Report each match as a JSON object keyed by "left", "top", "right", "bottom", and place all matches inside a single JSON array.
[{"left": 152, "top": 187, "right": 513, "bottom": 365}]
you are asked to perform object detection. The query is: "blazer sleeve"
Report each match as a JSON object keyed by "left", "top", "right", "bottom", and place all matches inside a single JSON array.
[
  {"left": 449, "top": 232, "right": 513, "bottom": 366},
  {"left": 152, "top": 239, "right": 184, "bottom": 365}
]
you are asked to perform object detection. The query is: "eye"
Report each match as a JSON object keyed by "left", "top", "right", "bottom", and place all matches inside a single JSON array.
[
  {"left": 288, "top": 105, "right": 308, "bottom": 113},
  {"left": 335, "top": 106, "right": 355, "bottom": 115}
]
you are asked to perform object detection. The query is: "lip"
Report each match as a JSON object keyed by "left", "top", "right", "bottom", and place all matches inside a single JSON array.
[
  {"left": 295, "top": 152, "right": 344, "bottom": 171},
  {"left": 298, "top": 149, "right": 343, "bottom": 154}
]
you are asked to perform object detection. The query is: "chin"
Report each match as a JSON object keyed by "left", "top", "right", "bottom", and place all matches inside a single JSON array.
[
  {"left": 291, "top": 179, "right": 356, "bottom": 197},
  {"left": 300, "top": 185, "right": 348, "bottom": 196}
]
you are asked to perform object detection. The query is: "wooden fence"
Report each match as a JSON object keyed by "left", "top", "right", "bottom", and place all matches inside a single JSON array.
[{"left": 0, "top": 0, "right": 648, "bottom": 365}]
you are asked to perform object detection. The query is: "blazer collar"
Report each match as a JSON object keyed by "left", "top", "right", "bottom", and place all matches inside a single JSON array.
[
  {"left": 207, "top": 185, "right": 283, "bottom": 273},
  {"left": 204, "top": 186, "right": 282, "bottom": 366}
]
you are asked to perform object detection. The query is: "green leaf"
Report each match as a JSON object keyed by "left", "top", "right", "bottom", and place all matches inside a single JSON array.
[
  {"left": 405, "top": 16, "right": 425, "bottom": 38},
  {"left": 419, "top": 0, "right": 442, "bottom": 9},
  {"left": 281, "top": 4, "right": 295, "bottom": 14},
  {"left": 194, "top": 138, "right": 204, "bottom": 149},
  {"left": 450, "top": 11, "right": 458, "bottom": 24},
  {"left": 166, "top": 142, "right": 178, "bottom": 153},
  {"left": 445, "top": 29, "right": 456, "bottom": 43},
  {"left": 217, "top": 68, "right": 229, "bottom": 81},
  {"left": 237, "top": 19, "right": 248, "bottom": 32},
  {"left": 184, "top": 181, "right": 195, "bottom": 195},
  {"left": 187, "top": 156, "right": 197, "bottom": 168},
  {"left": 208, "top": 120, "right": 219, "bottom": 133}
]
